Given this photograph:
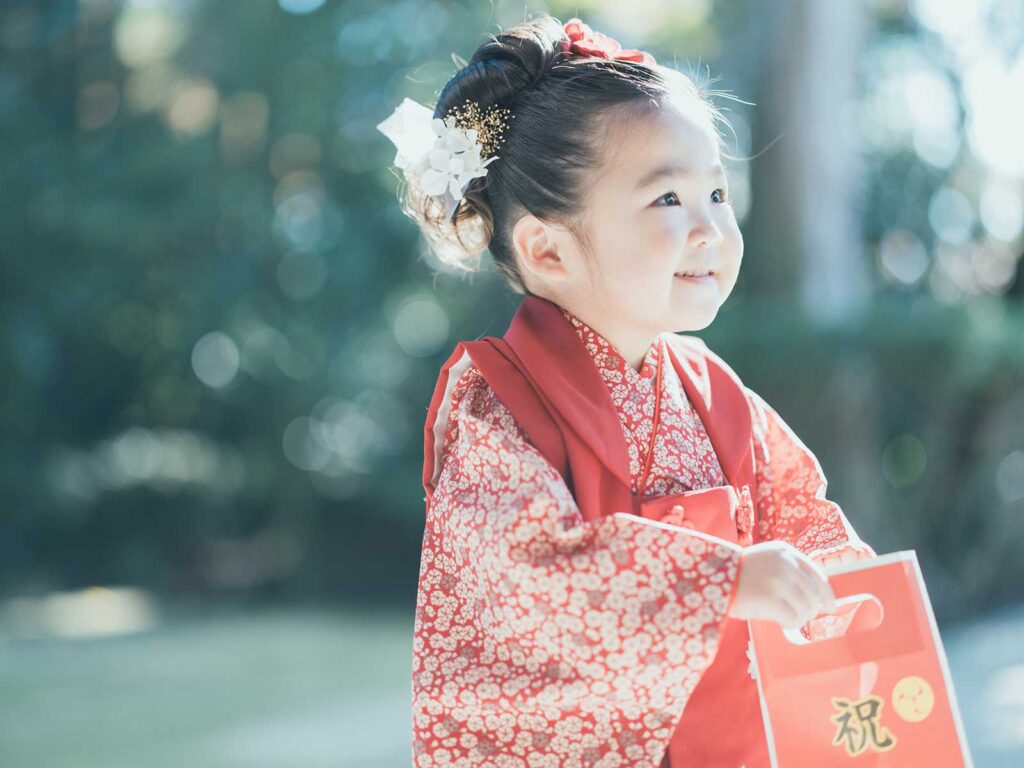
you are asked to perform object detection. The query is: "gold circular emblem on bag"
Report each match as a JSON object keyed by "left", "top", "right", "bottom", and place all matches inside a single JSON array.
[{"left": 891, "top": 675, "right": 934, "bottom": 722}]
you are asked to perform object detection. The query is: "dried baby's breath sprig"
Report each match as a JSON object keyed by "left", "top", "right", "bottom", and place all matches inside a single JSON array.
[{"left": 443, "top": 100, "right": 515, "bottom": 158}]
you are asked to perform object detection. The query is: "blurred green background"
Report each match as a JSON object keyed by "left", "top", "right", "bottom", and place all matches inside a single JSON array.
[{"left": 1, "top": 0, "right": 1022, "bottom": 765}]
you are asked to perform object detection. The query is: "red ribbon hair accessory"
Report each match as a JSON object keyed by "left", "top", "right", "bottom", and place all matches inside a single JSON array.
[{"left": 560, "top": 17, "right": 657, "bottom": 66}]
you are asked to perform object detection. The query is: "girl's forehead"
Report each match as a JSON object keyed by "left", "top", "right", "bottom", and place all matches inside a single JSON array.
[{"left": 599, "top": 105, "right": 721, "bottom": 186}]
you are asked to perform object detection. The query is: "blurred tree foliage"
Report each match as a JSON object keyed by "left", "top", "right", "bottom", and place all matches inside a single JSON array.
[{"left": 1, "top": 0, "right": 1022, "bottom": 624}]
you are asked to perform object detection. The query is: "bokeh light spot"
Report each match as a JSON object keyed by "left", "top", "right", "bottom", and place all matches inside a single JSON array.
[{"left": 192, "top": 331, "right": 240, "bottom": 388}]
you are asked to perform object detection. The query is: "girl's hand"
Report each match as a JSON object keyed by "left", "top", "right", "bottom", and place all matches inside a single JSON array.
[
  {"left": 728, "top": 541, "right": 837, "bottom": 629},
  {"left": 814, "top": 544, "right": 874, "bottom": 569}
]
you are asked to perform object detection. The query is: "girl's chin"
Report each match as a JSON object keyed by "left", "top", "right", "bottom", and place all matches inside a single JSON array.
[
  {"left": 677, "top": 305, "right": 717, "bottom": 327},
  {"left": 669, "top": 292, "right": 720, "bottom": 327}
]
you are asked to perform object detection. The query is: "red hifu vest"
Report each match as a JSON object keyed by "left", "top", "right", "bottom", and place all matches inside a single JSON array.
[{"left": 423, "top": 294, "right": 770, "bottom": 768}]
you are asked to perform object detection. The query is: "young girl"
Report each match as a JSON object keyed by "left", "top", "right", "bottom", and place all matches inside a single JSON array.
[{"left": 378, "top": 14, "right": 877, "bottom": 767}]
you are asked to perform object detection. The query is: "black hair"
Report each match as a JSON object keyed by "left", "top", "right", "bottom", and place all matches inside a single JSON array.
[{"left": 397, "top": 14, "right": 735, "bottom": 294}]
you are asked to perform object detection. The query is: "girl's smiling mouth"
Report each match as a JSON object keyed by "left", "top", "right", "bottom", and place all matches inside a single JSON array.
[{"left": 674, "top": 270, "right": 716, "bottom": 283}]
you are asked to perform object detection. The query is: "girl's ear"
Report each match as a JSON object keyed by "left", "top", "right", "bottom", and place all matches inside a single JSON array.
[{"left": 512, "top": 213, "right": 569, "bottom": 283}]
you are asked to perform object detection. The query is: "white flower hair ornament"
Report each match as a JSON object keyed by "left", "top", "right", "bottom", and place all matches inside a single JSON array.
[{"left": 376, "top": 97, "right": 513, "bottom": 223}]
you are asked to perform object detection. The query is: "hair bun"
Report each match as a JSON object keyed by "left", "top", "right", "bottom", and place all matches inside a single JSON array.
[{"left": 450, "top": 16, "right": 567, "bottom": 111}]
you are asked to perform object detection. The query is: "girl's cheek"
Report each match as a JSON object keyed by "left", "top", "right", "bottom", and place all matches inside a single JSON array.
[
  {"left": 664, "top": 215, "right": 695, "bottom": 246},
  {"left": 645, "top": 214, "right": 686, "bottom": 244}
]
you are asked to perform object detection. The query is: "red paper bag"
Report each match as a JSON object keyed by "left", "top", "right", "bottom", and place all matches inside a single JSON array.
[{"left": 747, "top": 550, "right": 973, "bottom": 766}]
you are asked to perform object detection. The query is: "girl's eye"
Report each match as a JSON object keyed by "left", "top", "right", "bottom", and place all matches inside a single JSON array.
[{"left": 654, "top": 188, "right": 730, "bottom": 207}]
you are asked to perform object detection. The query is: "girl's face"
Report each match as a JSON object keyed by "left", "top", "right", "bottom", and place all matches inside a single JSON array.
[{"left": 514, "top": 100, "right": 744, "bottom": 368}]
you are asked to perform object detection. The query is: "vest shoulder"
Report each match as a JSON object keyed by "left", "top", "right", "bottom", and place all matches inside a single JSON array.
[
  {"left": 663, "top": 332, "right": 717, "bottom": 363},
  {"left": 663, "top": 333, "right": 747, "bottom": 384},
  {"left": 664, "top": 332, "right": 709, "bottom": 352}
]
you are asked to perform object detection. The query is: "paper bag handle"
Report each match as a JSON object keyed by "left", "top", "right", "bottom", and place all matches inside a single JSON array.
[{"left": 779, "top": 592, "right": 884, "bottom": 645}]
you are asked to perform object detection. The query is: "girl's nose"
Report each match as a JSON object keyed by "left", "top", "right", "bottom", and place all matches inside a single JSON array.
[{"left": 688, "top": 216, "right": 724, "bottom": 249}]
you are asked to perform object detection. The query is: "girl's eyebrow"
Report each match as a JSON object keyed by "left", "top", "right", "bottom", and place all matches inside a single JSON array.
[{"left": 634, "top": 162, "right": 726, "bottom": 191}]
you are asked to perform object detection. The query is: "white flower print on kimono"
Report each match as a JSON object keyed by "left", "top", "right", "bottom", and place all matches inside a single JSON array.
[{"left": 411, "top": 307, "right": 875, "bottom": 765}]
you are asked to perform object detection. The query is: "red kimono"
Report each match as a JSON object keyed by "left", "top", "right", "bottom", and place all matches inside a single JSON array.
[{"left": 414, "top": 294, "right": 875, "bottom": 767}]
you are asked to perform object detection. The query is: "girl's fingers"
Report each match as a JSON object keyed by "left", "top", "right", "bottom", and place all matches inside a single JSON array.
[
  {"left": 789, "top": 552, "right": 836, "bottom": 614},
  {"left": 774, "top": 587, "right": 804, "bottom": 628},
  {"left": 780, "top": 577, "right": 819, "bottom": 627}
]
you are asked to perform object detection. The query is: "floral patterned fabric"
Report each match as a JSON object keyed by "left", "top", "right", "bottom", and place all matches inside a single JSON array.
[{"left": 412, "top": 307, "right": 876, "bottom": 766}]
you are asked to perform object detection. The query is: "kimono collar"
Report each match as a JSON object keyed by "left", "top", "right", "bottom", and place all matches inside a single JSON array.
[
  {"left": 559, "top": 307, "right": 664, "bottom": 384},
  {"left": 503, "top": 294, "right": 753, "bottom": 495}
]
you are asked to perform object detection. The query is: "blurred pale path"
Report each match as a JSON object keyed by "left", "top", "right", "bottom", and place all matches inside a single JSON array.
[
  {"left": 0, "top": 606, "right": 413, "bottom": 768},
  {"left": 945, "top": 604, "right": 1024, "bottom": 767},
  {"left": 2, "top": 605, "right": 1023, "bottom": 767}
]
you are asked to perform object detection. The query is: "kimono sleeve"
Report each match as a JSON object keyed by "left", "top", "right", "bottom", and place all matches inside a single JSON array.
[
  {"left": 745, "top": 385, "right": 877, "bottom": 568},
  {"left": 744, "top": 386, "right": 879, "bottom": 643},
  {"left": 411, "top": 367, "right": 745, "bottom": 766}
]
